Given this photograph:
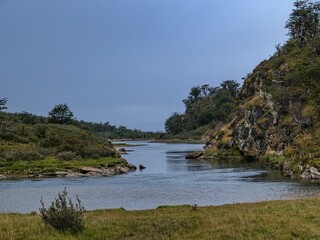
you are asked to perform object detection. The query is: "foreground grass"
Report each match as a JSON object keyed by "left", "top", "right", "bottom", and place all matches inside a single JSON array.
[
  {"left": 0, "top": 157, "right": 126, "bottom": 174},
  {"left": 1, "top": 198, "right": 320, "bottom": 239}
]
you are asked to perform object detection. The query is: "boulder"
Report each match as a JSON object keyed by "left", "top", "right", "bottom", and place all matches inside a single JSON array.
[
  {"left": 127, "top": 164, "right": 137, "bottom": 170},
  {"left": 85, "top": 171, "right": 103, "bottom": 177},
  {"left": 0, "top": 174, "right": 6, "bottom": 179},
  {"left": 65, "top": 172, "right": 85, "bottom": 178},
  {"left": 118, "top": 148, "right": 127, "bottom": 153},
  {"left": 185, "top": 151, "right": 203, "bottom": 159},
  {"left": 301, "top": 165, "right": 320, "bottom": 179},
  {"left": 79, "top": 167, "right": 103, "bottom": 174},
  {"left": 119, "top": 167, "right": 130, "bottom": 173},
  {"left": 139, "top": 164, "right": 146, "bottom": 170},
  {"left": 55, "top": 171, "right": 69, "bottom": 176}
]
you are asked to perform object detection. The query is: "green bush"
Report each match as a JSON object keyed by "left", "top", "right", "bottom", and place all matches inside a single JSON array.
[
  {"left": 0, "top": 132, "right": 30, "bottom": 143},
  {"left": 5, "top": 148, "right": 44, "bottom": 161},
  {"left": 80, "top": 146, "right": 116, "bottom": 159},
  {"left": 33, "top": 124, "right": 48, "bottom": 138},
  {"left": 39, "top": 188, "right": 85, "bottom": 233},
  {"left": 56, "top": 151, "right": 81, "bottom": 160}
]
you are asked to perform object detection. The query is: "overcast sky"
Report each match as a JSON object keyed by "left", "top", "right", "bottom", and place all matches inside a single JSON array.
[{"left": 0, "top": 0, "right": 293, "bottom": 131}]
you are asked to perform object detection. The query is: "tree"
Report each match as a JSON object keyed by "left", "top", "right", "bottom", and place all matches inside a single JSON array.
[
  {"left": 285, "top": 0, "right": 320, "bottom": 47},
  {"left": 182, "top": 86, "right": 202, "bottom": 107},
  {"left": 220, "top": 80, "right": 240, "bottom": 98},
  {"left": 48, "top": 103, "right": 74, "bottom": 124},
  {"left": 0, "top": 98, "right": 7, "bottom": 111},
  {"left": 182, "top": 85, "right": 216, "bottom": 107},
  {"left": 165, "top": 112, "right": 184, "bottom": 134}
]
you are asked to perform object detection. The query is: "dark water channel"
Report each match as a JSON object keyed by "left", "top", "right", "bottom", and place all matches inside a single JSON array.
[{"left": 0, "top": 142, "right": 319, "bottom": 213}]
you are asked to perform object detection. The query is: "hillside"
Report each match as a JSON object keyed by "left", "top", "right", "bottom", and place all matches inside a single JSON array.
[
  {"left": 164, "top": 81, "right": 240, "bottom": 141},
  {"left": 187, "top": 1, "right": 320, "bottom": 179},
  {"left": 0, "top": 112, "right": 135, "bottom": 179},
  {"left": 201, "top": 40, "right": 320, "bottom": 178}
]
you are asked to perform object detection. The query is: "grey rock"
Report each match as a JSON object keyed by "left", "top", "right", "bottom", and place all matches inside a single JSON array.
[
  {"left": 85, "top": 171, "right": 103, "bottom": 177},
  {"left": 139, "top": 164, "right": 146, "bottom": 170},
  {"left": 119, "top": 167, "right": 130, "bottom": 173},
  {"left": 301, "top": 165, "right": 320, "bottom": 179},
  {"left": 118, "top": 148, "right": 127, "bottom": 153},
  {"left": 65, "top": 172, "right": 85, "bottom": 178},
  {"left": 79, "top": 167, "right": 103, "bottom": 174},
  {"left": 0, "top": 174, "right": 7, "bottom": 179},
  {"left": 55, "top": 171, "right": 69, "bottom": 176}
]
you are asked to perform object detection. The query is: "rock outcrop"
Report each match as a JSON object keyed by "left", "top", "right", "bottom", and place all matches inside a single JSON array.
[{"left": 202, "top": 40, "right": 320, "bottom": 179}]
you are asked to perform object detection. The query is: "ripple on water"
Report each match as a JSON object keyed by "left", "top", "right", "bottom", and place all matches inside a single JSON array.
[{"left": 0, "top": 142, "right": 320, "bottom": 213}]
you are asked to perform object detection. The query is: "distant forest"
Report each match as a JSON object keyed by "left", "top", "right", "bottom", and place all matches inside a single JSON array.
[
  {"left": 0, "top": 101, "right": 163, "bottom": 140},
  {"left": 164, "top": 80, "right": 240, "bottom": 139}
]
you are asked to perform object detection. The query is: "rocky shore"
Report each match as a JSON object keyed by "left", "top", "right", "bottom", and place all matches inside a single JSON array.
[
  {"left": 0, "top": 163, "right": 137, "bottom": 180},
  {"left": 186, "top": 150, "right": 320, "bottom": 180}
]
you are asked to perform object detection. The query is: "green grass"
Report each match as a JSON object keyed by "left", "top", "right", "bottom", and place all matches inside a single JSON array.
[
  {"left": 0, "top": 157, "right": 126, "bottom": 173},
  {"left": 1, "top": 198, "right": 320, "bottom": 239}
]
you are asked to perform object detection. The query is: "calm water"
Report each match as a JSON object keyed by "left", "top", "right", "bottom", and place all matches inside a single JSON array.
[{"left": 0, "top": 142, "right": 320, "bottom": 213}]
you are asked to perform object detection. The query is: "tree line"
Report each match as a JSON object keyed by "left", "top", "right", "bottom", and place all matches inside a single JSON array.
[
  {"left": 0, "top": 100, "right": 161, "bottom": 139},
  {"left": 165, "top": 80, "right": 240, "bottom": 135}
]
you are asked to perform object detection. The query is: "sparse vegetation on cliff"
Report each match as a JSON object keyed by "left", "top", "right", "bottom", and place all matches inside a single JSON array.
[{"left": 201, "top": 0, "right": 320, "bottom": 179}]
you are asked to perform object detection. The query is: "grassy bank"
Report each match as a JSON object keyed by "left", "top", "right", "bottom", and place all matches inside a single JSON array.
[
  {"left": 0, "top": 157, "right": 126, "bottom": 174},
  {"left": 0, "top": 115, "right": 134, "bottom": 178},
  {"left": 1, "top": 198, "right": 320, "bottom": 239}
]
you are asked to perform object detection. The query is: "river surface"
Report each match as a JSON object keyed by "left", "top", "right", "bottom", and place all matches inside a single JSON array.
[{"left": 0, "top": 142, "right": 320, "bottom": 213}]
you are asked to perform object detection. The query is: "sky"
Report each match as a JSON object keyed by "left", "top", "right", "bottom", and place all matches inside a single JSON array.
[{"left": 0, "top": 0, "right": 293, "bottom": 131}]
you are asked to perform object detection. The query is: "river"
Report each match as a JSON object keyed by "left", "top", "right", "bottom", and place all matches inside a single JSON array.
[{"left": 0, "top": 141, "right": 319, "bottom": 213}]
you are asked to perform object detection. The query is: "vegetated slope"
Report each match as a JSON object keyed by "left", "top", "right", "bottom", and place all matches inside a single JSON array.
[
  {"left": 202, "top": 37, "right": 320, "bottom": 178},
  {"left": 0, "top": 112, "right": 133, "bottom": 178},
  {"left": 164, "top": 81, "right": 240, "bottom": 141},
  {"left": 0, "top": 112, "right": 118, "bottom": 161}
]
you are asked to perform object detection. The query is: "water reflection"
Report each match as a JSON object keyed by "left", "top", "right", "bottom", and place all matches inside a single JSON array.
[{"left": 0, "top": 142, "right": 319, "bottom": 213}]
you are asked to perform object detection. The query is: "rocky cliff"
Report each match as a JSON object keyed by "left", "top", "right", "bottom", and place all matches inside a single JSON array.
[{"left": 202, "top": 39, "right": 320, "bottom": 179}]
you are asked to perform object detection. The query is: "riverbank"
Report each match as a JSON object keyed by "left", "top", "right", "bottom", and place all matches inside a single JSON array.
[
  {"left": 112, "top": 139, "right": 204, "bottom": 145},
  {"left": 0, "top": 157, "right": 136, "bottom": 180},
  {"left": 112, "top": 142, "right": 148, "bottom": 147},
  {"left": 1, "top": 198, "right": 320, "bottom": 239}
]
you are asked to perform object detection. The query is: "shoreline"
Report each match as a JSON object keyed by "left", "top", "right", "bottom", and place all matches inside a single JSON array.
[
  {"left": 0, "top": 158, "right": 136, "bottom": 181},
  {"left": 150, "top": 139, "right": 204, "bottom": 144},
  {"left": 111, "top": 138, "right": 204, "bottom": 144}
]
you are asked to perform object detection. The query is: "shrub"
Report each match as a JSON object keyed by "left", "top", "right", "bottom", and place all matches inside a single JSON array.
[
  {"left": 80, "top": 146, "right": 116, "bottom": 159},
  {"left": 56, "top": 151, "right": 81, "bottom": 160},
  {"left": 40, "top": 135, "right": 61, "bottom": 148},
  {"left": 39, "top": 188, "right": 85, "bottom": 233},
  {"left": 5, "top": 148, "right": 44, "bottom": 161},
  {"left": 33, "top": 124, "right": 48, "bottom": 138}
]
